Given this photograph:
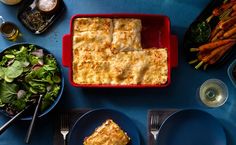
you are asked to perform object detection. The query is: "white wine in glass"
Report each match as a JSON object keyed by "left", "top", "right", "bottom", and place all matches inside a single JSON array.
[{"left": 199, "top": 79, "right": 228, "bottom": 108}]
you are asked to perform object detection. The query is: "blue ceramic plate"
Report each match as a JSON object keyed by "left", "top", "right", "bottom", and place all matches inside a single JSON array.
[
  {"left": 68, "top": 108, "right": 140, "bottom": 145},
  {"left": 157, "top": 109, "right": 226, "bottom": 145}
]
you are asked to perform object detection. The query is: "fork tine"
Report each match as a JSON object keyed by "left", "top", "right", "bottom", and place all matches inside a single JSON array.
[
  {"left": 150, "top": 114, "right": 159, "bottom": 129},
  {"left": 150, "top": 115, "right": 153, "bottom": 127},
  {"left": 60, "top": 114, "right": 64, "bottom": 128},
  {"left": 153, "top": 114, "right": 158, "bottom": 128},
  {"left": 61, "top": 112, "right": 69, "bottom": 129}
]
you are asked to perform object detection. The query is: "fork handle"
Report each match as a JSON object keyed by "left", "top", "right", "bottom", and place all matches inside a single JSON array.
[
  {"left": 62, "top": 134, "right": 67, "bottom": 145},
  {"left": 0, "top": 109, "right": 25, "bottom": 135},
  {"left": 64, "top": 139, "right": 67, "bottom": 145},
  {"left": 25, "top": 95, "right": 43, "bottom": 144}
]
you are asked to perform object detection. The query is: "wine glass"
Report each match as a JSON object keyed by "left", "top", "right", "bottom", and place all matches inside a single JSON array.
[{"left": 199, "top": 79, "right": 228, "bottom": 108}]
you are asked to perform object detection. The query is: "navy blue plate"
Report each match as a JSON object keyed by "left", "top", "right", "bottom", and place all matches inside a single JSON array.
[
  {"left": 157, "top": 109, "right": 226, "bottom": 145},
  {"left": 68, "top": 108, "right": 140, "bottom": 145}
]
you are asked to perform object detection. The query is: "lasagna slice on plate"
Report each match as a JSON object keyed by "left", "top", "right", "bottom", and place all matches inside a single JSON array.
[{"left": 83, "top": 119, "right": 130, "bottom": 145}]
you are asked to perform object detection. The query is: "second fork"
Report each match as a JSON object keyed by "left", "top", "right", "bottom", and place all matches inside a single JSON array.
[
  {"left": 150, "top": 113, "right": 160, "bottom": 142},
  {"left": 60, "top": 112, "right": 70, "bottom": 145}
]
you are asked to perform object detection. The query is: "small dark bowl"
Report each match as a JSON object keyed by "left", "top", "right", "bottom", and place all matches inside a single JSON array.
[
  {"left": 228, "top": 59, "right": 236, "bottom": 88},
  {"left": 0, "top": 43, "right": 64, "bottom": 120}
]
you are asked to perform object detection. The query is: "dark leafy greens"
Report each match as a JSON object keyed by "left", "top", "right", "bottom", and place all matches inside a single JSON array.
[
  {"left": 0, "top": 45, "right": 61, "bottom": 116},
  {"left": 190, "top": 21, "right": 211, "bottom": 44}
]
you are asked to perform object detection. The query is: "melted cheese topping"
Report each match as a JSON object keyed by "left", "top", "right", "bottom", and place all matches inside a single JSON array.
[
  {"left": 83, "top": 119, "right": 130, "bottom": 145},
  {"left": 73, "top": 61, "right": 111, "bottom": 84},
  {"left": 73, "top": 18, "right": 112, "bottom": 33},
  {"left": 73, "top": 31, "right": 112, "bottom": 52},
  {"left": 73, "top": 49, "right": 112, "bottom": 63},
  {"left": 112, "top": 31, "right": 142, "bottom": 53},
  {"left": 73, "top": 48, "right": 168, "bottom": 85},
  {"left": 113, "top": 18, "right": 142, "bottom": 31},
  {"left": 109, "top": 48, "right": 167, "bottom": 85}
]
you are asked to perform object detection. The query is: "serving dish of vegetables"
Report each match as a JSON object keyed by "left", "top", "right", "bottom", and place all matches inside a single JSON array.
[
  {"left": 0, "top": 43, "right": 64, "bottom": 120},
  {"left": 184, "top": 0, "right": 236, "bottom": 70}
]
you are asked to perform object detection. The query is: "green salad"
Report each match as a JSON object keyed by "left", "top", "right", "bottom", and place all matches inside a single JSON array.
[{"left": 0, "top": 45, "right": 61, "bottom": 116}]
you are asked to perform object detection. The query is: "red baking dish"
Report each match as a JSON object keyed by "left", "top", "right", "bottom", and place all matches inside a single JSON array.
[{"left": 62, "top": 14, "right": 178, "bottom": 88}]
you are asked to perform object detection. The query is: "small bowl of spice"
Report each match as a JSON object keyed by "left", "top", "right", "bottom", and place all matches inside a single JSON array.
[
  {"left": 36, "top": 0, "right": 60, "bottom": 14},
  {"left": 228, "top": 58, "right": 236, "bottom": 88}
]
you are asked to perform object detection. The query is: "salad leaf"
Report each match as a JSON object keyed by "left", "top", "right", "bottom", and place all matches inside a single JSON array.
[
  {"left": 0, "top": 99, "right": 5, "bottom": 107},
  {"left": 44, "top": 55, "right": 58, "bottom": 70},
  {"left": 0, "top": 56, "right": 8, "bottom": 66},
  {"left": 28, "top": 55, "right": 41, "bottom": 65},
  {"left": 0, "top": 81, "right": 18, "bottom": 104},
  {"left": 43, "top": 65, "right": 56, "bottom": 71},
  {"left": 29, "top": 45, "right": 37, "bottom": 51},
  {"left": 11, "top": 98, "right": 27, "bottom": 111},
  {"left": 0, "top": 67, "right": 5, "bottom": 78},
  {"left": 40, "top": 99, "right": 51, "bottom": 111},
  {"left": 52, "top": 75, "right": 61, "bottom": 83},
  {"left": 40, "top": 85, "right": 60, "bottom": 111},
  {"left": 5, "top": 61, "right": 24, "bottom": 79}
]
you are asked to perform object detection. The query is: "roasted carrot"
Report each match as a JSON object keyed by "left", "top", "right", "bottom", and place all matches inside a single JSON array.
[
  {"left": 203, "top": 42, "right": 234, "bottom": 62},
  {"left": 232, "top": 3, "right": 236, "bottom": 10},
  {"left": 221, "top": 1, "right": 236, "bottom": 9},
  {"left": 208, "top": 42, "right": 235, "bottom": 64},
  {"left": 219, "top": 15, "right": 236, "bottom": 30},
  {"left": 215, "top": 2, "right": 236, "bottom": 14},
  {"left": 231, "top": 33, "right": 236, "bottom": 38},
  {"left": 231, "top": 11, "right": 236, "bottom": 16},
  {"left": 206, "top": 2, "right": 236, "bottom": 22},
  {"left": 210, "top": 23, "right": 222, "bottom": 40},
  {"left": 192, "top": 39, "right": 235, "bottom": 52},
  {"left": 198, "top": 51, "right": 210, "bottom": 61},
  {"left": 211, "top": 29, "right": 225, "bottom": 41},
  {"left": 223, "top": 26, "right": 236, "bottom": 38},
  {"left": 195, "top": 42, "right": 235, "bottom": 69}
]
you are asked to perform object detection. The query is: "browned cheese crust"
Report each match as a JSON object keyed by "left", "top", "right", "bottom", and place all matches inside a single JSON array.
[{"left": 83, "top": 119, "right": 130, "bottom": 145}]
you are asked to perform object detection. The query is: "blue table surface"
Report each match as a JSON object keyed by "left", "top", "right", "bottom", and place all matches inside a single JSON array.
[{"left": 0, "top": 0, "right": 236, "bottom": 145}]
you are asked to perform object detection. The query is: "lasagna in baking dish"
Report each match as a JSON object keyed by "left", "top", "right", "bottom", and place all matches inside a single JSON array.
[
  {"left": 83, "top": 119, "right": 130, "bottom": 145},
  {"left": 72, "top": 17, "right": 168, "bottom": 85}
]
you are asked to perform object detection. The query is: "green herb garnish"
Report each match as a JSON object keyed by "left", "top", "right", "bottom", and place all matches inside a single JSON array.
[{"left": 190, "top": 21, "right": 211, "bottom": 44}]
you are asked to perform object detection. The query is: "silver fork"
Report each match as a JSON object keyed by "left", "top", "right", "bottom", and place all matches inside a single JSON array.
[
  {"left": 150, "top": 113, "right": 160, "bottom": 142},
  {"left": 60, "top": 113, "right": 69, "bottom": 145}
]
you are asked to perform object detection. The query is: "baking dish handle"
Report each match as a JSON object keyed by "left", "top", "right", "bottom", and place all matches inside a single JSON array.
[
  {"left": 62, "top": 34, "right": 72, "bottom": 67},
  {"left": 170, "top": 35, "right": 178, "bottom": 68}
]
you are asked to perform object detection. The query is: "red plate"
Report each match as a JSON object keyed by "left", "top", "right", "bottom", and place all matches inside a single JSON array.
[{"left": 62, "top": 14, "right": 178, "bottom": 88}]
